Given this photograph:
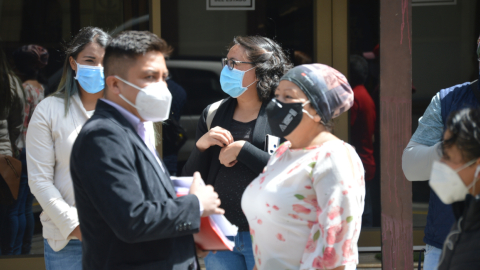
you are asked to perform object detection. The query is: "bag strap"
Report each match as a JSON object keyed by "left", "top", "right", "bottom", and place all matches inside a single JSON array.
[{"left": 206, "top": 99, "right": 223, "bottom": 130}]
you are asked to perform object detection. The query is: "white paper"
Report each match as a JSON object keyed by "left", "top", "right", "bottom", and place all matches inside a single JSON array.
[
  {"left": 172, "top": 176, "right": 238, "bottom": 247},
  {"left": 209, "top": 217, "right": 235, "bottom": 250},
  {"left": 171, "top": 176, "right": 194, "bottom": 188},
  {"left": 210, "top": 215, "right": 238, "bottom": 237}
]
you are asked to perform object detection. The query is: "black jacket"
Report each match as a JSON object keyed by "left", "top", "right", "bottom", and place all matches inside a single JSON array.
[
  {"left": 181, "top": 97, "right": 271, "bottom": 185},
  {"left": 70, "top": 100, "right": 201, "bottom": 270},
  {"left": 438, "top": 195, "right": 480, "bottom": 270}
]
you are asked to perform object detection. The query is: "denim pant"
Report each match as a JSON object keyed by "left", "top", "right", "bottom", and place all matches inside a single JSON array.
[
  {"left": 361, "top": 180, "right": 373, "bottom": 227},
  {"left": 44, "top": 239, "right": 82, "bottom": 270},
  {"left": 0, "top": 149, "right": 32, "bottom": 255},
  {"left": 204, "top": 231, "right": 255, "bottom": 270},
  {"left": 424, "top": 244, "right": 442, "bottom": 270},
  {"left": 22, "top": 185, "right": 34, "bottom": 254}
]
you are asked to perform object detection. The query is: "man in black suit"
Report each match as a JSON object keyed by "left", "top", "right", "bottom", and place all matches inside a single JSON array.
[{"left": 70, "top": 31, "right": 223, "bottom": 270}]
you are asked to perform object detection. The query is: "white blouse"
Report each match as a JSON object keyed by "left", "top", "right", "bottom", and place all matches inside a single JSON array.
[
  {"left": 26, "top": 93, "right": 90, "bottom": 251},
  {"left": 242, "top": 140, "right": 365, "bottom": 270}
]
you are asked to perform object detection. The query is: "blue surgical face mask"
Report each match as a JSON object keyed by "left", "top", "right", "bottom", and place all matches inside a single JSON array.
[
  {"left": 74, "top": 60, "right": 105, "bottom": 94},
  {"left": 219, "top": 65, "right": 256, "bottom": 98}
]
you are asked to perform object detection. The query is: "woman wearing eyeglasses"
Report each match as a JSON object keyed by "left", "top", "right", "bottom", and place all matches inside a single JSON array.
[{"left": 182, "top": 36, "right": 292, "bottom": 270}]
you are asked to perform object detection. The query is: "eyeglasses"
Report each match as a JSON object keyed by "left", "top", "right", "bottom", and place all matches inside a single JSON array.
[{"left": 221, "top": 58, "right": 255, "bottom": 70}]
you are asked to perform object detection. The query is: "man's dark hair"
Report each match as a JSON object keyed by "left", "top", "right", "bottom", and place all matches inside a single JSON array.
[
  {"left": 348, "top": 55, "right": 368, "bottom": 87},
  {"left": 103, "top": 31, "right": 172, "bottom": 79},
  {"left": 443, "top": 108, "right": 480, "bottom": 162}
]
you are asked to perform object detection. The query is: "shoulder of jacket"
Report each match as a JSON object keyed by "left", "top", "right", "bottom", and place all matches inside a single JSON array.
[
  {"left": 37, "top": 96, "right": 65, "bottom": 109},
  {"left": 439, "top": 82, "right": 471, "bottom": 99},
  {"left": 84, "top": 114, "right": 124, "bottom": 134}
]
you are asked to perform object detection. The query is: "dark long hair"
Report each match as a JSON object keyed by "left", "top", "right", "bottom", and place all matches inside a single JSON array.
[
  {"left": 443, "top": 108, "right": 480, "bottom": 162},
  {"left": 0, "top": 45, "right": 13, "bottom": 114},
  {"left": 54, "top": 27, "right": 110, "bottom": 115},
  {"left": 13, "top": 45, "right": 49, "bottom": 84},
  {"left": 230, "top": 36, "right": 292, "bottom": 102}
]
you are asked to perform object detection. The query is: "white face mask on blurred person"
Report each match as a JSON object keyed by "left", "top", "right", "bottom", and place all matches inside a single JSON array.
[
  {"left": 115, "top": 75, "right": 172, "bottom": 122},
  {"left": 429, "top": 160, "right": 480, "bottom": 204}
]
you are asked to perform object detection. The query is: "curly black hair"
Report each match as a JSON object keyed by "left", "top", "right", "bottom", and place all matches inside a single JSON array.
[
  {"left": 443, "top": 108, "right": 480, "bottom": 162},
  {"left": 230, "top": 36, "right": 292, "bottom": 102}
]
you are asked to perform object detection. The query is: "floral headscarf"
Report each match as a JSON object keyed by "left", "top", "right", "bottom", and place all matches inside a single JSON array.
[{"left": 280, "top": 64, "right": 353, "bottom": 123}]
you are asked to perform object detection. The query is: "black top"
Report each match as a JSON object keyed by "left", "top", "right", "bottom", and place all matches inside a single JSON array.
[
  {"left": 71, "top": 100, "right": 200, "bottom": 270},
  {"left": 438, "top": 195, "right": 480, "bottom": 270},
  {"left": 215, "top": 119, "right": 258, "bottom": 231},
  {"left": 182, "top": 98, "right": 277, "bottom": 232},
  {"left": 182, "top": 98, "right": 273, "bottom": 186}
]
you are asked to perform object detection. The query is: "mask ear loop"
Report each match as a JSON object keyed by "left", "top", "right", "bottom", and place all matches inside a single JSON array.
[
  {"left": 243, "top": 66, "right": 257, "bottom": 89},
  {"left": 302, "top": 101, "right": 320, "bottom": 122},
  {"left": 301, "top": 101, "right": 315, "bottom": 120}
]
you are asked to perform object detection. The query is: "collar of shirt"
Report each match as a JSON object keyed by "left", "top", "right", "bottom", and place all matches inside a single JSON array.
[{"left": 101, "top": 99, "right": 164, "bottom": 172}]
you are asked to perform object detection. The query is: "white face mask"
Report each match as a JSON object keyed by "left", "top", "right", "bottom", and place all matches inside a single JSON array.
[
  {"left": 115, "top": 76, "right": 172, "bottom": 122},
  {"left": 429, "top": 159, "right": 480, "bottom": 204}
]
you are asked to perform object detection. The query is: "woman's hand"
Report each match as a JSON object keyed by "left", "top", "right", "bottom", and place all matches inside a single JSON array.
[
  {"left": 197, "top": 126, "right": 234, "bottom": 152},
  {"left": 219, "top": 141, "right": 246, "bottom": 167},
  {"left": 195, "top": 244, "right": 210, "bottom": 258},
  {"left": 70, "top": 225, "right": 82, "bottom": 241},
  {"left": 252, "top": 265, "right": 257, "bottom": 270}
]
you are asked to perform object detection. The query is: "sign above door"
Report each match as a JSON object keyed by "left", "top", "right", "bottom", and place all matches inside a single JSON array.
[{"left": 206, "top": 0, "right": 255, "bottom": 11}]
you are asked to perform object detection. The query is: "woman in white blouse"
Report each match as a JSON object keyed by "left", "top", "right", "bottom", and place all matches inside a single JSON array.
[
  {"left": 26, "top": 27, "right": 109, "bottom": 270},
  {"left": 242, "top": 64, "right": 365, "bottom": 270}
]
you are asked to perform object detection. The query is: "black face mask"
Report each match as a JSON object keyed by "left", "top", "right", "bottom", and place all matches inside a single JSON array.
[{"left": 266, "top": 99, "right": 307, "bottom": 137}]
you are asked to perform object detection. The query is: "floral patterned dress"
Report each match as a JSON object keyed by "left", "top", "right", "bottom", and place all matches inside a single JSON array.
[{"left": 241, "top": 140, "right": 365, "bottom": 270}]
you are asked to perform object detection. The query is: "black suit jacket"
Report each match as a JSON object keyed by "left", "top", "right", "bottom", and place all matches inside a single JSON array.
[{"left": 70, "top": 100, "right": 201, "bottom": 270}]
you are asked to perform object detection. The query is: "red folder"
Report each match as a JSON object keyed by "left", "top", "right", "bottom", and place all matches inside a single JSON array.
[{"left": 194, "top": 217, "right": 234, "bottom": 251}]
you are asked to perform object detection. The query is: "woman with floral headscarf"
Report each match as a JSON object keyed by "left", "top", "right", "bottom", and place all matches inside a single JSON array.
[{"left": 242, "top": 64, "right": 365, "bottom": 270}]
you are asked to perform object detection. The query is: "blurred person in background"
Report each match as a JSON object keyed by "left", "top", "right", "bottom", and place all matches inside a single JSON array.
[
  {"left": 293, "top": 50, "right": 312, "bottom": 66},
  {"left": 26, "top": 27, "right": 109, "bottom": 270},
  {"left": 163, "top": 78, "right": 187, "bottom": 175},
  {"left": 13, "top": 44, "right": 49, "bottom": 254},
  {"left": 428, "top": 108, "right": 480, "bottom": 270},
  {"left": 182, "top": 36, "right": 292, "bottom": 270},
  {"left": 349, "top": 55, "right": 376, "bottom": 227},
  {"left": 0, "top": 43, "right": 26, "bottom": 256}
]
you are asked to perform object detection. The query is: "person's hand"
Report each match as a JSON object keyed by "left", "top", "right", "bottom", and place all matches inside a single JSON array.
[
  {"left": 70, "top": 225, "right": 82, "bottom": 241},
  {"left": 189, "top": 172, "right": 224, "bottom": 217},
  {"left": 196, "top": 126, "right": 234, "bottom": 152},
  {"left": 219, "top": 141, "right": 246, "bottom": 167},
  {"left": 195, "top": 244, "right": 210, "bottom": 258},
  {"left": 252, "top": 265, "right": 257, "bottom": 270}
]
